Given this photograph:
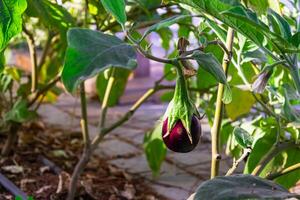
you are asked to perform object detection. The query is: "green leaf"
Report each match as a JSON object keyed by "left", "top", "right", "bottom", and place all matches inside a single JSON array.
[
  {"left": 267, "top": 9, "right": 292, "bottom": 40},
  {"left": 233, "top": 127, "right": 253, "bottom": 148},
  {"left": 246, "top": 0, "right": 269, "bottom": 15},
  {"left": 275, "top": 148, "right": 300, "bottom": 189},
  {"left": 175, "top": 0, "right": 298, "bottom": 53},
  {"left": 143, "top": 121, "right": 167, "bottom": 177},
  {"left": 192, "top": 51, "right": 227, "bottom": 84},
  {"left": 194, "top": 174, "right": 300, "bottom": 200},
  {"left": 61, "top": 28, "right": 137, "bottom": 93},
  {"left": 0, "top": 0, "right": 27, "bottom": 52},
  {"left": 225, "top": 87, "right": 256, "bottom": 120},
  {"left": 26, "top": 0, "right": 75, "bottom": 33},
  {"left": 157, "top": 28, "right": 173, "bottom": 50},
  {"left": 244, "top": 123, "right": 277, "bottom": 174},
  {"left": 197, "top": 66, "right": 217, "bottom": 89},
  {"left": 223, "top": 84, "right": 232, "bottom": 104},
  {"left": 100, "top": 0, "right": 127, "bottom": 27},
  {"left": 141, "top": 15, "right": 191, "bottom": 41},
  {"left": 96, "top": 68, "right": 130, "bottom": 107},
  {"left": 4, "top": 99, "right": 37, "bottom": 123}
]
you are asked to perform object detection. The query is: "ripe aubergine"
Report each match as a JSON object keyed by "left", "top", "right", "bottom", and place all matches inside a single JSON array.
[{"left": 162, "top": 115, "right": 201, "bottom": 153}]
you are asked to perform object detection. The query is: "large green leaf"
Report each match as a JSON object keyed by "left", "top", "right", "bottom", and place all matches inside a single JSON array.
[
  {"left": 100, "top": 0, "right": 127, "bottom": 27},
  {"left": 194, "top": 174, "right": 300, "bottom": 200},
  {"left": 96, "top": 68, "right": 130, "bottom": 107},
  {"left": 0, "top": 0, "right": 27, "bottom": 52},
  {"left": 26, "top": 0, "right": 75, "bottom": 33},
  {"left": 244, "top": 124, "right": 277, "bottom": 174},
  {"left": 143, "top": 121, "right": 167, "bottom": 177},
  {"left": 275, "top": 148, "right": 300, "bottom": 189},
  {"left": 225, "top": 87, "right": 255, "bottom": 120},
  {"left": 174, "top": 0, "right": 298, "bottom": 53},
  {"left": 61, "top": 28, "right": 137, "bottom": 93}
]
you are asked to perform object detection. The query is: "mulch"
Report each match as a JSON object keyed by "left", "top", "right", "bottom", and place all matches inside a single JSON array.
[{"left": 0, "top": 121, "right": 168, "bottom": 200}]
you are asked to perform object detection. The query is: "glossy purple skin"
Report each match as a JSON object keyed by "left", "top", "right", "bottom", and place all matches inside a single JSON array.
[{"left": 162, "top": 116, "right": 201, "bottom": 153}]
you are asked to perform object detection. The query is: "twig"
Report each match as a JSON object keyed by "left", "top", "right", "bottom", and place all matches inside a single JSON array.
[
  {"left": 251, "top": 142, "right": 299, "bottom": 176},
  {"left": 226, "top": 148, "right": 252, "bottom": 176},
  {"left": 210, "top": 28, "right": 235, "bottom": 179},
  {"left": 266, "top": 163, "right": 300, "bottom": 180},
  {"left": 23, "top": 25, "right": 38, "bottom": 93},
  {"left": 27, "top": 76, "right": 60, "bottom": 107},
  {"left": 38, "top": 32, "right": 53, "bottom": 71},
  {"left": 99, "top": 68, "right": 116, "bottom": 128},
  {"left": 126, "top": 32, "right": 174, "bottom": 64}
]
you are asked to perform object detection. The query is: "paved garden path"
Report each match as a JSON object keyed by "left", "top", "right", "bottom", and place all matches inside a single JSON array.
[{"left": 38, "top": 94, "right": 234, "bottom": 200}]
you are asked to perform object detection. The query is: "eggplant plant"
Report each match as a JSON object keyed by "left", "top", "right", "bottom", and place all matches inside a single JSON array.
[{"left": 1, "top": 0, "right": 300, "bottom": 199}]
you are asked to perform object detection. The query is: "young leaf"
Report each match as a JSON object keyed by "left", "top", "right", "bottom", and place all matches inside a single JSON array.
[
  {"left": 4, "top": 100, "right": 37, "bottom": 123},
  {"left": 141, "top": 15, "right": 191, "bottom": 41},
  {"left": 233, "top": 127, "right": 253, "bottom": 148},
  {"left": 143, "top": 121, "right": 167, "bottom": 177},
  {"left": 0, "top": 0, "right": 27, "bottom": 52},
  {"left": 192, "top": 51, "right": 227, "bottom": 84},
  {"left": 61, "top": 28, "right": 137, "bottom": 93},
  {"left": 194, "top": 174, "right": 300, "bottom": 200},
  {"left": 100, "top": 0, "right": 127, "bottom": 27}
]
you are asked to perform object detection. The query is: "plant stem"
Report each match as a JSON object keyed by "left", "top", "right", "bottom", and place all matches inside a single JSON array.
[
  {"left": 67, "top": 148, "right": 92, "bottom": 200},
  {"left": 99, "top": 68, "right": 116, "bottom": 128},
  {"left": 80, "top": 82, "right": 90, "bottom": 150},
  {"left": 67, "top": 82, "right": 90, "bottom": 200},
  {"left": 210, "top": 28, "right": 234, "bottom": 179},
  {"left": 23, "top": 26, "right": 38, "bottom": 93},
  {"left": 27, "top": 76, "right": 60, "bottom": 107},
  {"left": 266, "top": 163, "right": 300, "bottom": 180},
  {"left": 226, "top": 148, "right": 251, "bottom": 176},
  {"left": 251, "top": 142, "right": 299, "bottom": 176},
  {"left": 1, "top": 123, "right": 20, "bottom": 156}
]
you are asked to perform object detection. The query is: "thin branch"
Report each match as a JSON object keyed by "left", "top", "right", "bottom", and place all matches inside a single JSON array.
[
  {"left": 211, "top": 28, "right": 235, "bottom": 179},
  {"left": 23, "top": 25, "right": 38, "bottom": 93},
  {"left": 226, "top": 148, "right": 252, "bottom": 176},
  {"left": 27, "top": 76, "right": 60, "bottom": 107},
  {"left": 38, "top": 32, "right": 53, "bottom": 70},
  {"left": 266, "top": 163, "right": 300, "bottom": 180},
  {"left": 99, "top": 68, "right": 116, "bottom": 128},
  {"left": 251, "top": 142, "right": 299, "bottom": 176},
  {"left": 125, "top": 32, "right": 174, "bottom": 64},
  {"left": 184, "top": 40, "right": 230, "bottom": 57}
]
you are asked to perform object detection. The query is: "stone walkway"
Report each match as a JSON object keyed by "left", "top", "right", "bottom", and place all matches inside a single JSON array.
[{"left": 38, "top": 94, "right": 235, "bottom": 200}]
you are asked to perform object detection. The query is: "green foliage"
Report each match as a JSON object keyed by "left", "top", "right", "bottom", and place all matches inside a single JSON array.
[
  {"left": 100, "top": 0, "right": 127, "bottom": 27},
  {"left": 233, "top": 127, "right": 253, "bottom": 149},
  {"left": 141, "top": 15, "right": 191, "bottom": 41},
  {"left": 0, "top": 0, "right": 27, "bottom": 52},
  {"left": 194, "top": 174, "right": 300, "bottom": 200},
  {"left": 143, "top": 121, "right": 167, "bottom": 177},
  {"left": 26, "top": 0, "right": 75, "bottom": 33},
  {"left": 61, "top": 28, "right": 137, "bottom": 93},
  {"left": 225, "top": 87, "right": 256, "bottom": 120},
  {"left": 96, "top": 68, "right": 130, "bottom": 107},
  {"left": 4, "top": 100, "right": 36, "bottom": 123}
]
